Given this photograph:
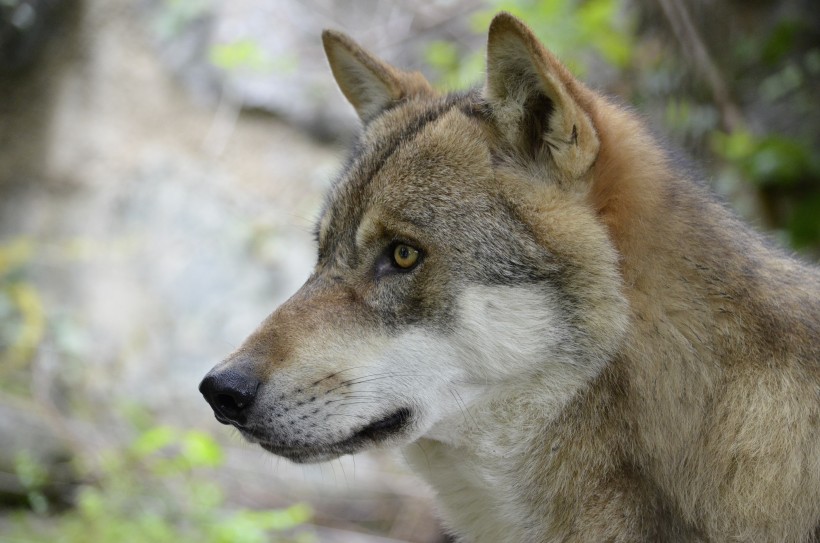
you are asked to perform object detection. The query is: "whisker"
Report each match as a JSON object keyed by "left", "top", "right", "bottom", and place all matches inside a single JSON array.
[
  {"left": 326, "top": 395, "right": 383, "bottom": 402},
  {"left": 336, "top": 371, "right": 426, "bottom": 385},
  {"left": 453, "top": 388, "right": 479, "bottom": 428},
  {"left": 331, "top": 373, "right": 425, "bottom": 390},
  {"left": 329, "top": 459, "right": 337, "bottom": 486},
  {"left": 335, "top": 396, "right": 385, "bottom": 402},
  {"left": 334, "top": 400, "right": 380, "bottom": 408},
  {"left": 450, "top": 389, "right": 470, "bottom": 427},
  {"left": 304, "top": 371, "right": 426, "bottom": 397},
  {"left": 309, "top": 366, "right": 373, "bottom": 387},
  {"left": 414, "top": 440, "right": 432, "bottom": 475},
  {"left": 326, "top": 413, "right": 368, "bottom": 420},
  {"left": 337, "top": 457, "right": 349, "bottom": 489}
]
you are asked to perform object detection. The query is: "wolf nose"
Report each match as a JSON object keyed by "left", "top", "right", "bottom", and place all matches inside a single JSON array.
[{"left": 199, "top": 369, "right": 260, "bottom": 425}]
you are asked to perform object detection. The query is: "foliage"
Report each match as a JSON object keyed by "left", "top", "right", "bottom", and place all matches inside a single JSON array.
[
  {"left": 712, "top": 131, "right": 820, "bottom": 189},
  {"left": 0, "top": 237, "right": 114, "bottom": 401},
  {"left": 426, "top": 0, "right": 634, "bottom": 88},
  {"left": 153, "top": 0, "right": 296, "bottom": 75},
  {"left": 2, "top": 423, "right": 314, "bottom": 543},
  {"left": 208, "top": 40, "right": 297, "bottom": 75},
  {"left": 0, "top": 237, "right": 314, "bottom": 541},
  {"left": 13, "top": 453, "right": 50, "bottom": 515},
  {"left": 472, "top": 0, "right": 634, "bottom": 70},
  {"left": 0, "top": 238, "right": 45, "bottom": 393},
  {"left": 209, "top": 40, "right": 269, "bottom": 72},
  {"left": 713, "top": 130, "right": 820, "bottom": 249}
]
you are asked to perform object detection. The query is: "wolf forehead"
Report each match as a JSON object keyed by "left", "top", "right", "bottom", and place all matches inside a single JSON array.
[
  {"left": 315, "top": 90, "right": 541, "bottom": 261},
  {"left": 320, "top": 92, "right": 487, "bottom": 223}
]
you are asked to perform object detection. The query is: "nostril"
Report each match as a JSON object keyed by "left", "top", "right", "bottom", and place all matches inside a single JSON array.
[
  {"left": 199, "top": 370, "right": 260, "bottom": 425},
  {"left": 219, "top": 393, "right": 240, "bottom": 408},
  {"left": 215, "top": 392, "right": 245, "bottom": 416}
]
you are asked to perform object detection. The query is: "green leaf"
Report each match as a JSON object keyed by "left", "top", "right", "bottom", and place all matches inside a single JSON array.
[
  {"left": 762, "top": 20, "right": 800, "bottom": 65},
  {"left": 789, "top": 194, "right": 820, "bottom": 249},
  {"left": 246, "top": 503, "right": 312, "bottom": 531},
  {"left": 711, "top": 130, "right": 756, "bottom": 162},
  {"left": 0, "top": 238, "right": 33, "bottom": 276},
  {"left": 14, "top": 452, "right": 47, "bottom": 490},
  {"left": 189, "top": 480, "right": 224, "bottom": 510},
  {"left": 209, "top": 40, "right": 274, "bottom": 72},
  {"left": 132, "top": 426, "right": 176, "bottom": 457},
  {"left": 425, "top": 41, "right": 459, "bottom": 72},
  {"left": 181, "top": 430, "right": 224, "bottom": 467},
  {"left": 77, "top": 486, "right": 106, "bottom": 518}
]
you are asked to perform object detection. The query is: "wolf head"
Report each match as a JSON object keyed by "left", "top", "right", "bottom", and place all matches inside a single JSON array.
[{"left": 200, "top": 13, "right": 629, "bottom": 463}]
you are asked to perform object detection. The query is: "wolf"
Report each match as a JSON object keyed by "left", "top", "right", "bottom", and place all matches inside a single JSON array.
[{"left": 200, "top": 13, "right": 820, "bottom": 542}]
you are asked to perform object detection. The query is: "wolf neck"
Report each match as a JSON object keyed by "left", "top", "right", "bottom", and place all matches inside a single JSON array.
[
  {"left": 589, "top": 98, "right": 812, "bottom": 472},
  {"left": 591, "top": 98, "right": 771, "bottom": 352}
]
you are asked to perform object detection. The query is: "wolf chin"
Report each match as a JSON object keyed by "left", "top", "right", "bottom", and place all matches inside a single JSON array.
[{"left": 200, "top": 13, "right": 820, "bottom": 542}]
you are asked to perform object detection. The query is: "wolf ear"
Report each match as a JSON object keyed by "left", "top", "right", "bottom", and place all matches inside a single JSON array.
[
  {"left": 322, "top": 30, "right": 434, "bottom": 123},
  {"left": 484, "top": 13, "right": 599, "bottom": 179}
]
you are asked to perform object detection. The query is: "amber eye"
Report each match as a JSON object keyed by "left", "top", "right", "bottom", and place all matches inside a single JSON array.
[{"left": 392, "top": 243, "right": 420, "bottom": 269}]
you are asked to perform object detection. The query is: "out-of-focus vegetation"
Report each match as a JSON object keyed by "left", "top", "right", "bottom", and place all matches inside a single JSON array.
[
  {"left": 3, "top": 413, "right": 313, "bottom": 543},
  {"left": 426, "top": 0, "right": 634, "bottom": 88},
  {"left": 0, "top": 235, "right": 316, "bottom": 543},
  {"left": 0, "top": 239, "right": 45, "bottom": 389}
]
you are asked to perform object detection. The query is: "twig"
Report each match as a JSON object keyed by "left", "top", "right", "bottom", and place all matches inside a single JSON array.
[{"left": 656, "top": 0, "right": 744, "bottom": 132}]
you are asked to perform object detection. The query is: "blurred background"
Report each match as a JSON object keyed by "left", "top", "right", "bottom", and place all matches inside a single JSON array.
[{"left": 0, "top": 0, "right": 817, "bottom": 541}]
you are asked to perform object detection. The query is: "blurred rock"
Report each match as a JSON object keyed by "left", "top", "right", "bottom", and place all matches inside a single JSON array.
[
  {"left": 152, "top": 0, "right": 484, "bottom": 141},
  {"left": 0, "top": 0, "right": 85, "bottom": 188}
]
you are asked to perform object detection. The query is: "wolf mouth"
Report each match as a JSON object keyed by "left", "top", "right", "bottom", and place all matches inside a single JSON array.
[{"left": 256, "top": 407, "right": 413, "bottom": 463}]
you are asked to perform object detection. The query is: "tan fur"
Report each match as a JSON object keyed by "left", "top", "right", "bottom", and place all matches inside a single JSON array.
[
  {"left": 202, "top": 12, "right": 820, "bottom": 542},
  {"left": 322, "top": 30, "right": 434, "bottom": 122}
]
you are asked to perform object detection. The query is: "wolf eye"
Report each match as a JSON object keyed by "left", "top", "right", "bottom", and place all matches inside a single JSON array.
[{"left": 392, "top": 244, "right": 420, "bottom": 269}]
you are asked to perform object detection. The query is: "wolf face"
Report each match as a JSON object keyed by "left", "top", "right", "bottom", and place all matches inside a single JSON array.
[
  {"left": 199, "top": 12, "right": 820, "bottom": 543},
  {"left": 200, "top": 14, "right": 628, "bottom": 464}
]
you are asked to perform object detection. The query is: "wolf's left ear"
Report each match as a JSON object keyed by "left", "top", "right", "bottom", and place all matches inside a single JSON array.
[
  {"left": 322, "top": 30, "right": 434, "bottom": 123},
  {"left": 484, "top": 13, "right": 599, "bottom": 179}
]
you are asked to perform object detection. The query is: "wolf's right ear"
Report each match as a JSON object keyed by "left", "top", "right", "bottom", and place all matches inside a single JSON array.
[
  {"left": 484, "top": 13, "right": 599, "bottom": 179},
  {"left": 322, "top": 30, "right": 434, "bottom": 123}
]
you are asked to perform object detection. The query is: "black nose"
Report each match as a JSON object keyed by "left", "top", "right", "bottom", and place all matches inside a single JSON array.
[{"left": 199, "top": 369, "right": 260, "bottom": 425}]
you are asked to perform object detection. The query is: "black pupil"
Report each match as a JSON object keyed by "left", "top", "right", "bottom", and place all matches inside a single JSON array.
[{"left": 398, "top": 246, "right": 410, "bottom": 260}]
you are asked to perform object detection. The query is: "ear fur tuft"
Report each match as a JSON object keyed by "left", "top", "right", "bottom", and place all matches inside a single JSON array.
[
  {"left": 485, "top": 12, "right": 599, "bottom": 179},
  {"left": 322, "top": 30, "right": 434, "bottom": 122}
]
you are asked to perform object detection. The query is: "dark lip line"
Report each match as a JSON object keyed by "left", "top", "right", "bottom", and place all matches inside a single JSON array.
[
  {"left": 214, "top": 414, "right": 234, "bottom": 426},
  {"left": 254, "top": 407, "right": 413, "bottom": 460}
]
